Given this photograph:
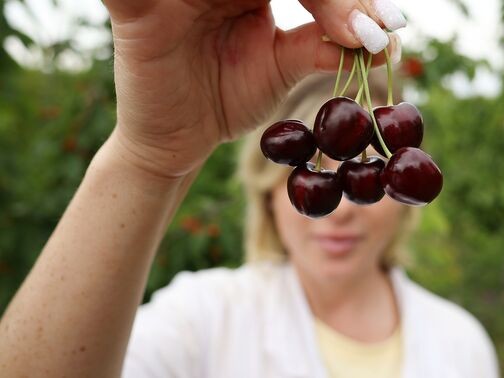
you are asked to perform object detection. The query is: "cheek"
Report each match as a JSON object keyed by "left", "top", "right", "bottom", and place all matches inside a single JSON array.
[{"left": 363, "top": 196, "right": 405, "bottom": 251}]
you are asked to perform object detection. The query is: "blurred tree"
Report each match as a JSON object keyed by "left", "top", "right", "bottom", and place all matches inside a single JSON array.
[
  {"left": 399, "top": 38, "right": 504, "bottom": 364},
  {"left": 0, "top": 0, "right": 22, "bottom": 70},
  {"left": 448, "top": 0, "right": 469, "bottom": 16}
]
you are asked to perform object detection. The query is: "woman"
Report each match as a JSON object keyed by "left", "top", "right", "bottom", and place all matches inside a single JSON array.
[
  {"left": 121, "top": 73, "right": 499, "bottom": 377},
  {"left": 0, "top": 0, "right": 498, "bottom": 376}
]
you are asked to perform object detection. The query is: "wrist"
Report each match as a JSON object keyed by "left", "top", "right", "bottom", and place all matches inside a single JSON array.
[{"left": 88, "top": 128, "right": 201, "bottom": 199}]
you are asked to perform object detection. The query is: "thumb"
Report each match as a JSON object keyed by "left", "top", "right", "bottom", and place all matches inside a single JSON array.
[{"left": 274, "top": 22, "right": 401, "bottom": 85}]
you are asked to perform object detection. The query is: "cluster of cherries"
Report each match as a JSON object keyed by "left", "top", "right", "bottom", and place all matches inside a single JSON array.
[{"left": 260, "top": 49, "right": 443, "bottom": 218}]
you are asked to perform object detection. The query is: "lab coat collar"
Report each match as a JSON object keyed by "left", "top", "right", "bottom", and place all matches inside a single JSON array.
[
  {"left": 263, "top": 263, "right": 327, "bottom": 378},
  {"left": 390, "top": 268, "right": 454, "bottom": 378},
  {"left": 263, "top": 263, "right": 434, "bottom": 378}
]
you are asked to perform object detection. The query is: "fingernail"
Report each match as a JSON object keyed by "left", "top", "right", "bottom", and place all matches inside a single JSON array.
[
  {"left": 349, "top": 10, "right": 389, "bottom": 54},
  {"left": 372, "top": 0, "right": 407, "bottom": 31},
  {"left": 321, "top": 35, "right": 332, "bottom": 42},
  {"left": 389, "top": 33, "right": 402, "bottom": 64}
]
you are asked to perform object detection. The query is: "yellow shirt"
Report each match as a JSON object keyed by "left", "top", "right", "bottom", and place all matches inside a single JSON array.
[{"left": 314, "top": 319, "right": 403, "bottom": 378}]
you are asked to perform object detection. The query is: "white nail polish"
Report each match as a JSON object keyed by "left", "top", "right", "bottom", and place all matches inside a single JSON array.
[
  {"left": 389, "top": 33, "right": 402, "bottom": 64},
  {"left": 350, "top": 10, "right": 389, "bottom": 54},
  {"left": 372, "top": 0, "right": 407, "bottom": 31}
]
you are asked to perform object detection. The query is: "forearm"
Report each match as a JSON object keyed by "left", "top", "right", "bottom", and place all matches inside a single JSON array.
[{"left": 0, "top": 130, "right": 199, "bottom": 377}]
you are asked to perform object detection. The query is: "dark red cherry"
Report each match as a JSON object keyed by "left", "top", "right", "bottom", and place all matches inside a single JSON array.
[
  {"left": 338, "top": 156, "right": 386, "bottom": 205},
  {"left": 380, "top": 147, "right": 443, "bottom": 206},
  {"left": 287, "top": 162, "right": 342, "bottom": 218},
  {"left": 260, "top": 120, "right": 317, "bottom": 166},
  {"left": 372, "top": 102, "right": 424, "bottom": 157},
  {"left": 314, "top": 97, "right": 373, "bottom": 161}
]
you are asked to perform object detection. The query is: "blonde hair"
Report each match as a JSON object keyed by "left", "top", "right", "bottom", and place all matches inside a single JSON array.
[{"left": 238, "top": 71, "right": 419, "bottom": 269}]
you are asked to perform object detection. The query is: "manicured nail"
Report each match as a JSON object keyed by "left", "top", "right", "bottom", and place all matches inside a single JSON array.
[
  {"left": 349, "top": 10, "right": 389, "bottom": 54},
  {"left": 389, "top": 33, "right": 402, "bottom": 64},
  {"left": 372, "top": 0, "right": 407, "bottom": 31}
]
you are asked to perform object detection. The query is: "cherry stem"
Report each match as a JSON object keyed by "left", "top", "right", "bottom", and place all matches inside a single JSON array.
[
  {"left": 357, "top": 49, "right": 392, "bottom": 159},
  {"left": 384, "top": 47, "right": 394, "bottom": 106},
  {"left": 333, "top": 47, "right": 346, "bottom": 97},
  {"left": 355, "top": 53, "right": 372, "bottom": 104},
  {"left": 339, "top": 55, "right": 357, "bottom": 97},
  {"left": 355, "top": 67, "right": 363, "bottom": 104},
  {"left": 315, "top": 150, "right": 323, "bottom": 171}
]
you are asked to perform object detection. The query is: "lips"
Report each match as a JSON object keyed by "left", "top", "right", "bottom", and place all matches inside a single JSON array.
[{"left": 313, "top": 234, "right": 362, "bottom": 257}]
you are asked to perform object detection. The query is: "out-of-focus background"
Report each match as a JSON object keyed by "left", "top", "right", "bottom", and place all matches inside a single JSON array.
[{"left": 0, "top": 0, "right": 503, "bottom": 366}]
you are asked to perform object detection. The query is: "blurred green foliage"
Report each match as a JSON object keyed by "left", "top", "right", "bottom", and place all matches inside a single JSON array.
[
  {"left": 1, "top": 0, "right": 504, "bottom": 368},
  {"left": 398, "top": 40, "right": 504, "bottom": 363}
]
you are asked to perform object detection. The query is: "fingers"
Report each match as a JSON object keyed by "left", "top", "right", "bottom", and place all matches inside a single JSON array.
[
  {"left": 360, "top": 0, "right": 407, "bottom": 31},
  {"left": 275, "top": 22, "right": 351, "bottom": 86},
  {"left": 298, "top": 0, "right": 406, "bottom": 54},
  {"left": 275, "top": 22, "right": 402, "bottom": 85}
]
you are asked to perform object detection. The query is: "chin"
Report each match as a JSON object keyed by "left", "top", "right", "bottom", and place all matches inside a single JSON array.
[
  {"left": 317, "top": 251, "right": 375, "bottom": 281},
  {"left": 318, "top": 261, "right": 362, "bottom": 280}
]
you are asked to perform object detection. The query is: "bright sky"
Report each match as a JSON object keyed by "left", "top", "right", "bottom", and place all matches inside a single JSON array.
[{"left": 4, "top": 0, "right": 502, "bottom": 96}]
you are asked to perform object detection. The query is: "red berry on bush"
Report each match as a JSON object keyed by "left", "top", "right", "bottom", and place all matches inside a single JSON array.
[
  {"left": 181, "top": 216, "right": 203, "bottom": 234},
  {"left": 402, "top": 57, "right": 424, "bottom": 78},
  {"left": 62, "top": 136, "right": 78, "bottom": 153}
]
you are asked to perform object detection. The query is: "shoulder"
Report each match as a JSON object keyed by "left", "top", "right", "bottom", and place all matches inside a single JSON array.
[
  {"left": 395, "top": 269, "right": 500, "bottom": 376},
  {"left": 123, "top": 262, "right": 287, "bottom": 377},
  {"left": 150, "top": 261, "right": 287, "bottom": 309},
  {"left": 402, "top": 273, "right": 488, "bottom": 342},
  {"left": 171, "top": 260, "right": 282, "bottom": 286}
]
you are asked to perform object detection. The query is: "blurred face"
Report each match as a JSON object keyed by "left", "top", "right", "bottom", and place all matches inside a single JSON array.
[{"left": 271, "top": 154, "right": 406, "bottom": 283}]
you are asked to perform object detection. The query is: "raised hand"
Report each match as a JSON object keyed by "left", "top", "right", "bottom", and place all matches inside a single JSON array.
[{"left": 103, "top": 0, "right": 401, "bottom": 179}]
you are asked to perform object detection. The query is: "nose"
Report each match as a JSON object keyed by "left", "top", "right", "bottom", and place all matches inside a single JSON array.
[{"left": 326, "top": 195, "right": 356, "bottom": 223}]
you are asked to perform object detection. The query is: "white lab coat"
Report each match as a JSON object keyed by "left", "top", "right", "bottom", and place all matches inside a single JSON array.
[{"left": 122, "top": 262, "right": 499, "bottom": 378}]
